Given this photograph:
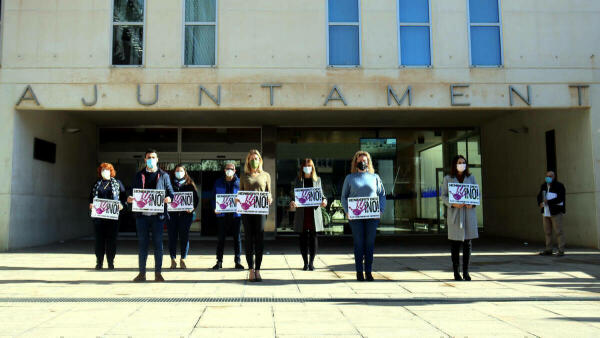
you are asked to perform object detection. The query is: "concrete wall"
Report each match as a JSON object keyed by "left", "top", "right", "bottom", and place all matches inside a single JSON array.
[
  {"left": 0, "top": 0, "right": 598, "bottom": 249},
  {"left": 8, "top": 110, "right": 97, "bottom": 249},
  {"left": 481, "top": 108, "right": 597, "bottom": 247}
]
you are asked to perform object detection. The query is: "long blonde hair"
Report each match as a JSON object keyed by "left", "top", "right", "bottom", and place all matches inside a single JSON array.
[
  {"left": 298, "top": 158, "right": 318, "bottom": 181},
  {"left": 350, "top": 150, "right": 375, "bottom": 174},
  {"left": 244, "top": 149, "right": 263, "bottom": 173}
]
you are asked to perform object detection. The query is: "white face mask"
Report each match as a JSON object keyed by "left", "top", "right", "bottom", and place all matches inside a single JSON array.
[
  {"left": 101, "top": 170, "right": 111, "bottom": 180},
  {"left": 457, "top": 163, "right": 467, "bottom": 173},
  {"left": 175, "top": 171, "right": 185, "bottom": 180},
  {"left": 303, "top": 166, "right": 312, "bottom": 175},
  {"left": 225, "top": 169, "right": 235, "bottom": 177}
]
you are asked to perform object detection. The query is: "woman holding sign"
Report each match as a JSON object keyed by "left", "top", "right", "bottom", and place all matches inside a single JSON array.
[
  {"left": 167, "top": 165, "right": 199, "bottom": 270},
  {"left": 441, "top": 155, "right": 478, "bottom": 281},
  {"left": 88, "top": 163, "right": 126, "bottom": 270},
  {"left": 341, "top": 151, "right": 386, "bottom": 282},
  {"left": 290, "top": 158, "right": 327, "bottom": 271},
  {"left": 238, "top": 149, "right": 272, "bottom": 282}
]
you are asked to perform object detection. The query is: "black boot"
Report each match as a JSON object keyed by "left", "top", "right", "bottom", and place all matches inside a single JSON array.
[
  {"left": 212, "top": 261, "right": 222, "bottom": 270},
  {"left": 453, "top": 264, "right": 463, "bottom": 281},
  {"left": 107, "top": 261, "right": 115, "bottom": 270},
  {"left": 301, "top": 253, "right": 309, "bottom": 271},
  {"left": 95, "top": 257, "right": 103, "bottom": 270},
  {"left": 308, "top": 254, "right": 315, "bottom": 271},
  {"left": 365, "top": 272, "right": 374, "bottom": 281},
  {"left": 356, "top": 272, "right": 365, "bottom": 281},
  {"left": 451, "top": 241, "right": 462, "bottom": 281},
  {"left": 463, "top": 240, "right": 472, "bottom": 281}
]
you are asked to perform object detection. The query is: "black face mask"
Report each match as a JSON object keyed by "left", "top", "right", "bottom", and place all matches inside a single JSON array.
[{"left": 357, "top": 161, "right": 368, "bottom": 171}]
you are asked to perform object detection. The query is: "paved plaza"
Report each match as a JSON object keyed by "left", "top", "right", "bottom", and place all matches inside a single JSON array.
[{"left": 0, "top": 237, "right": 599, "bottom": 337}]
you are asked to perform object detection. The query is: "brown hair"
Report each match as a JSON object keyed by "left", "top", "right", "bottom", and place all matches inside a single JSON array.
[
  {"left": 97, "top": 162, "right": 116, "bottom": 178},
  {"left": 174, "top": 164, "right": 197, "bottom": 189},
  {"left": 298, "top": 158, "right": 318, "bottom": 181},
  {"left": 244, "top": 149, "right": 263, "bottom": 173},
  {"left": 350, "top": 151, "right": 375, "bottom": 174},
  {"left": 450, "top": 155, "right": 471, "bottom": 178}
]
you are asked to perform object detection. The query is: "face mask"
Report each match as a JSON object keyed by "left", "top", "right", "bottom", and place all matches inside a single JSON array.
[
  {"left": 250, "top": 159, "right": 260, "bottom": 169},
  {"left": 545, "top": 177, "right": 553, "bottom": 184},
  {"left": 175, "top": 171, "right": 185, "bottom": 180},
  {"left": 101, "top": 170, "right": 111, "bottom": 180},
  {"left": 303, "top": 166, "right": 312, "bottom": 175},
  {"left": 357, "top": 161, "right": 368, "bottom": 171},
  {"left": 225, "top": 169, "right": 235, "bottom": 177},
  {"left": 146, "top": 158, "right": 157, "bottom": 169},
  {"left": 457, "top": 164, "right": 467, "bottom": 173}
]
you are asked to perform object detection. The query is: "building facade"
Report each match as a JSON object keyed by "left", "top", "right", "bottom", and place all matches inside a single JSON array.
[{"left": 0, "top": 0, "right": 599, "bottom": 250}]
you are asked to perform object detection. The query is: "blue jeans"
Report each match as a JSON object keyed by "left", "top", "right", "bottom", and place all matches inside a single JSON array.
[
  {"left": 167, "top": 214, "right": 193, "bottom": 259},
  {"left": 348, "top": 219, "right": 379, "bottom": 273},
  {"left": 136, "top": 216, "right": 164, "bottom": 274}
]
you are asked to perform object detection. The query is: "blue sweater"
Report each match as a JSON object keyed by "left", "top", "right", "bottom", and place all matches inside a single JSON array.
[
  {"left": 212, "top": 175, "right": 241, "bottom": 218},
  {"left": 341, "top": 172, "right": 386, "bottom": 214}
]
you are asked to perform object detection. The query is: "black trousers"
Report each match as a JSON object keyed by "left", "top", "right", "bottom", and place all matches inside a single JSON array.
[
  {"left": 299, "top": 229, "right": 318, "bottom": 263},
  {"left": 216, "top": 215, "right": 242, "bottom": 264},
  {"left": 242, "top": 215, "right": 265, "bottom": 270},
  {"left": 94, "top": 220, "right": 119, "bottom": 264},
  {"left": 450, "top": 240, "right": 472, "bottom": 269}
]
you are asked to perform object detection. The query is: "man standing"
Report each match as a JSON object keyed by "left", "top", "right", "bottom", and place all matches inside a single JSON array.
[
  {"left": 127, "top": 149, "right": 175, "bottom": 282},
  {"left": 536, "top": 171, "right": 566, "bottom": 256},
  {"left": 212, "top": 162, "right": 244, "bottom": 270}
]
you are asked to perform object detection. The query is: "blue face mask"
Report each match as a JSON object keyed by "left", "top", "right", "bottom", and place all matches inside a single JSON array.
[
  {"left": 545, "top": 177, "right": 553, "bottom": 184},
  {"left": 146, "top": 158, "right": 157, "bottom": 169}
]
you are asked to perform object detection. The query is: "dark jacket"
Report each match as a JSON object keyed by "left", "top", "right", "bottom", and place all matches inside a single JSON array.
[
  {"left": 131, "top": 168, "right": 175, "bottom": 220},
  {"left": 89, "top": 178, "right": 126, "bottom": 205},
  {"left": 536, "top": 180, "right": 566, "bottom": 215},
  {"left": 170, "top": 178, "right": 199, "bottom": 218},
  {"left": 89, "top": 178, "right": 127, "bottom": 222},
  {"left": 212, "top": 175, "right": 241, "bottom": 218}
]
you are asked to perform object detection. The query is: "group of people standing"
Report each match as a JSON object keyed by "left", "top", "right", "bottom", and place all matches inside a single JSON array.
[{"left": 89, "top": 146, "right": 567, "bottom": 283}]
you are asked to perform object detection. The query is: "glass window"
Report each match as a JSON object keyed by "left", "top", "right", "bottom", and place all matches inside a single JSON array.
[
  {"left": 468, "top": 0, "right": 502, "bottom": 66},
  {"left": 328, "top": 0, "right": 360, "bottom": 66},
  {"left": 398, "top": 0, "right": 431, "bottom": 66},
  {"left": 184, "top": 0, "right": 217, "bottom": 66},
  {"left": 181, "top": 128, "right": 260, "bottom": 152},
  {"left": 275, "top": 128, "right": 483, "bottom": 236},
  {"left": 112, "top": 0, "right": 145, "bottom": 66},
  {"left": 98, "top": 128, "right": 178, "bottom": 152}
]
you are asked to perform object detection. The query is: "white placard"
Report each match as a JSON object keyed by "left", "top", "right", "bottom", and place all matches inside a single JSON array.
[
  {"left": 448, "top": 183, "right": 480, "bottom": 205},
  {"left": 347, "top": 197, "right": 380, "bottom": 220},
  {"left": 294, "top": 187, "right": 323, "bottom": 207},
  {"left": 215, "top": 194, "right": 237, "bottom": 213},
  {"left": 236, "top": 191, "right": 270, "bottom": 215},
  {"left": 167, "top": 192, "right": 194, "bottom": 212},
  {"left": 132, "top": 188, "right": 166, "bottom": 213},
  {"left": 91, "top": 198, "right": 121, "bottom": 220}
]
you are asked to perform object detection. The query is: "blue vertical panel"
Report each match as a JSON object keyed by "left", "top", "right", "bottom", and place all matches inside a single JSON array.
[
  {"left": 470, "top": 26, "right": 501, "bottom": 66},
  {"left": 398, "top": 0, "right": 429, "bottom": 23},
  {"left": 328, "top": 0, "right": 359, "bottom": 22},
  {"left": 329, "top": 26, "right": 360, "bottom": 65},
  {"left": 185, "top": 0, "right": 216, "bottom": 22},
  {"left": 400, "top": 26, "right": 430, "bottom": 66},
  {"left": 185, "top": 25, "right": 215, "bottom": 65},
  {"left": 469, "top": 0, "right": 499, "bottom": 23}
]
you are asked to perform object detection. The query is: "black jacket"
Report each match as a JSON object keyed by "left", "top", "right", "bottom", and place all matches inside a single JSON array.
[
  {"left": 536, "top": 181, "right": 566, "bottom": 215},
  {"left": 131, "top": 168, "right": 175, "bottom": 220},
  {"left": 171, "top": 178, "right": 200, "bottom": 210}
]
